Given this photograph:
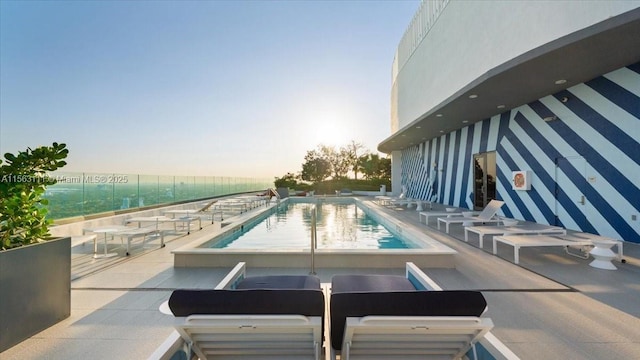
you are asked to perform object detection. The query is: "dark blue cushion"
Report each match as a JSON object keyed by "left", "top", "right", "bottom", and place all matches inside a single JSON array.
[
  {"left": 169, "top": 289, "right": 324, "bottom": 318},
  {"left": 236, "top": 275, "right": 320, "bottom": 290},
  {"left": 332, "top": 275, "right": 415, "bottom": 293},
  {"left": 330, "top": 275, "right": 487, "bottom": 350}
]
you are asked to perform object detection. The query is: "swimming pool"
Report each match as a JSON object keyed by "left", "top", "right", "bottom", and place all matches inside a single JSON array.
[
  {"left": 207, "top": 200, "right": 413, "bottom": 249},
  {"left": 173, "top": 197, "right": 457, "bottom": 269}
]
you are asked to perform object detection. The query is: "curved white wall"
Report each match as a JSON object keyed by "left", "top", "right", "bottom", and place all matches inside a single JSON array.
[{"left": 391, "top": 0, "right": 640, "bottom": 132}]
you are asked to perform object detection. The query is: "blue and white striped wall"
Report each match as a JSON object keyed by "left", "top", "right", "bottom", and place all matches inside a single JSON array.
[{"left": 401, "top": 62, "right": 640, "bottom": 243}]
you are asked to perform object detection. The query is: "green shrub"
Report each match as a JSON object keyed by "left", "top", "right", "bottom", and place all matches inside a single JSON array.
[{"left": 0, "top": 143, "right": 68, "bottom": 250}]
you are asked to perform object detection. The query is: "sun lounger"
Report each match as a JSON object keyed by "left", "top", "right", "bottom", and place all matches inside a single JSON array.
[
  {"left": 492, "top": 234, "right": 594, "bottom": 264},
  {"left": 82, "top": 224, "right": 166, "bottom": 257},
  {"left": 150, "top": 262, "right": 325, "bottom": 360},
  {"left": 337, "top": 188, "right": 353, "bottom": 196},
  {"left": 419, "top": 208, "right": 480, "bottom": 224},
  {"left": 493, "top": 233, "right": 624, "bottom": 269},
  {"left": 212, "top": 198, "right": 252, "bottom": 215},
  {"left": 437, "top": 200, "right": 505, "bottom": 233},
  {"left": 375, "top": 186, "right": 407, "bottom": 206},
  {"left": 126, "top": 215, "right": 202, "bottom": 234},
  {"left": 330, "top": 263, "right": 519, "bottom": 360},
  {"left": 164, "top": 199, "right": 223, "bottom": 224},
  {"left": 113, "top": 227, "right": 164, "bottom": 256},
  {"left": 375, "top": 196, "right": 413, "bottom": 207},
  {"left": 258, "top": 188, "right": 281, "bottom": 200},
  {"left": 465, "top": 223, "right": 566, "bottom": 249}
]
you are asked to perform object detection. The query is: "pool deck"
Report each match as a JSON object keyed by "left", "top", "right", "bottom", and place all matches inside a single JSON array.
[{"left": 1, "top": 196, "right": 639, "bottom": 359}]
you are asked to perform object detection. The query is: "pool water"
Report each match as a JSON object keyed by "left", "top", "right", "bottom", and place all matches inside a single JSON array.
[{"left": 209, "top": 201, "right": 412, "bottom": 249}]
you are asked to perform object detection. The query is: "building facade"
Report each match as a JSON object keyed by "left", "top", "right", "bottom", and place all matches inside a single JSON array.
[{"left": 379, "top": 1, "right": 640, "bottom": 243}]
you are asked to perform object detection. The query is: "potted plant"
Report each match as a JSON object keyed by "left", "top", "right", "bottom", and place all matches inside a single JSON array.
[{"left": 0, "top": 142, "right": 70, "bottom": 352}]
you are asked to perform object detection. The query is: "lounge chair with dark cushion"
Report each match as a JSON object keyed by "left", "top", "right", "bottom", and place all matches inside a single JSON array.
[
  {"left": 152, "top": 262, "right": 325, "bottom": 360},
  {"left": 330, "top": 275, "right": 490, "bottom": 359},
  {"left": 328, "top": 263, "right": 519, "bottom": 360}
]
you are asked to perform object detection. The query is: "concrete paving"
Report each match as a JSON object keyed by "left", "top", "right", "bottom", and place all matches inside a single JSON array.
[{"left": 1, "top": 197, "right": 639, "bottom": 359}]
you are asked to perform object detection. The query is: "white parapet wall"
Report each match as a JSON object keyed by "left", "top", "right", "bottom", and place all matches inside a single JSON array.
[{"left": 392, "top": 0, "right": 640, "bottom": 131}]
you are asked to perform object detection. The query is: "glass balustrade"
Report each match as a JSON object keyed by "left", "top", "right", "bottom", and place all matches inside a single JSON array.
[{"left": 43, "top": 172, "right": 273, "bottom": 220}]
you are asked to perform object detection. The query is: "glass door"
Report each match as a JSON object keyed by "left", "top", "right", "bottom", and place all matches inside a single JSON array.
[{"left": 473, "top": 152, "right": 496, "bottom": 210}]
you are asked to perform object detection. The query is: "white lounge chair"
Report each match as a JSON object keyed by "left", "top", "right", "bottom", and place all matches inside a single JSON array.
[
  {"left": 493, "top": 233, "right": 624, "bottom": 268},
  {"left": 419, "top": 207, "right": 480, "bottom": 224},
  {"left": 212, "top": 198, "right": 254, "bottom": 215},
  {"left": 126, "top": 215, "right": 202, "bottom": 234},
  {"left": 164, "top": 199, "right": 222, "bottom": 224},
  {"left": 330, "top": 263, "right": 520, "bottom": 360},
  {"left": 492, "top": 234, "right": 594, "bottom": 265},
  {"left": 150, "top": 262, "right": 325, "bottom": 360},
  {"left": 464, "top": 222, "right": 567, "bottom": 249},
  {"left": 437, "top": 200, "right": 505, "bottom": 233},
  {"left": 114, "top": 227, "right": 165, "bottom": 256},
  {"left": 375, "top": 186, "right": 407, "bottom": 206}
]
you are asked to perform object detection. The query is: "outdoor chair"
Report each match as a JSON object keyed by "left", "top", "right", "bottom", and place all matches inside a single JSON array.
[
  {"left": 329, "top": 263, "right": 519, "bottom": 360},
  {"left": 437, "top": 200, "right": 505, "bottom": 233},
  {"left": 151, "top": 262, "right": 325, "bottom": 360}
]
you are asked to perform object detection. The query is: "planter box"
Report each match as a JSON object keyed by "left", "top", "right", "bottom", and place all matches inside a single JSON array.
[{"left": 0, "top": 237, "right": 71, "bottom": 352}]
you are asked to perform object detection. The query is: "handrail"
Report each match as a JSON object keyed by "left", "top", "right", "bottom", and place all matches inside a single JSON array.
[{"left": 310, "top": 204, "right": 317, "bottom": 275}]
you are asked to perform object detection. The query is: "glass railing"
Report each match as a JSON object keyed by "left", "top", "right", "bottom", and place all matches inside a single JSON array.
[{"left": 43, "top": 172, "right": 273, "bottom": 220}]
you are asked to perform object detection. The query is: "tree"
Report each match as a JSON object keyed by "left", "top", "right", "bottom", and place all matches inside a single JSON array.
[
  {"left": 297, "top": 141, "right": 391, "bottom": 186},
  {"left": 333, "top": 147, "right": 351, "bottom": 179},
  {"left": 379, "top": 156, "right": 391, "bottom": 180},
  {"left": 319, "top": 144, "right": 349, "bottom": 179},
  {"left": 300, "top": 149, "right": 331, "bottom": 183},
  {"left": 344, "top": 141, "right": 365, "bottom": 180},
  {"left": 274, "top": 172, "right": 298, "bottom": 189},
  {"left": 359, "top": 153, "right": 391, "bottom": 180}
]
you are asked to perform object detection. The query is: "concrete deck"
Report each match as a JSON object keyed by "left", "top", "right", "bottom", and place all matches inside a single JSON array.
[{"left": 1, "top": 197, "right": 639, "bottom": 359}]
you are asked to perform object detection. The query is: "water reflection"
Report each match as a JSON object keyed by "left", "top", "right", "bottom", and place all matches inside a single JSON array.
[{"left": 212, "top": 201, "right": 409, "bottom": 250}]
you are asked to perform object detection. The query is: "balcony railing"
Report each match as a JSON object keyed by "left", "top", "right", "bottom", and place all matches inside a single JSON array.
[{"left": 43, "top": 172, "right": 272, "bottom": 219}]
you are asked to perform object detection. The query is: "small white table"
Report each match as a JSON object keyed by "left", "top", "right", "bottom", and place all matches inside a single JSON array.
[
  {"left": 83, "top": 225, "right": 129, "bottom": 258},
  {"left": 563, "top": 234, "right": 623, "bottom": 270}
]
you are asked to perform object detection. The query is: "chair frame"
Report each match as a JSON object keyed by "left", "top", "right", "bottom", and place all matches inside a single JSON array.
[
  {"left": 331, "top": 262, "right": 520, "bottom": 360},
  {"left": 150, "top": 262, "right": 324, "bottom": 360},
  {"left": 437, "top": 200, "right": 505, "bottom": 233}
]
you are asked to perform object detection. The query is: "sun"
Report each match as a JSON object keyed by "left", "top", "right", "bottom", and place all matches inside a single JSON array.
[{"left": 308, "top": 110, "right": 352, "bottom": 147}]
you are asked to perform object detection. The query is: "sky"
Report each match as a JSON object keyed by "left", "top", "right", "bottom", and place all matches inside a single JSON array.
[{"left": 0, "top": 0, "right": 419, "bottom": 179}]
